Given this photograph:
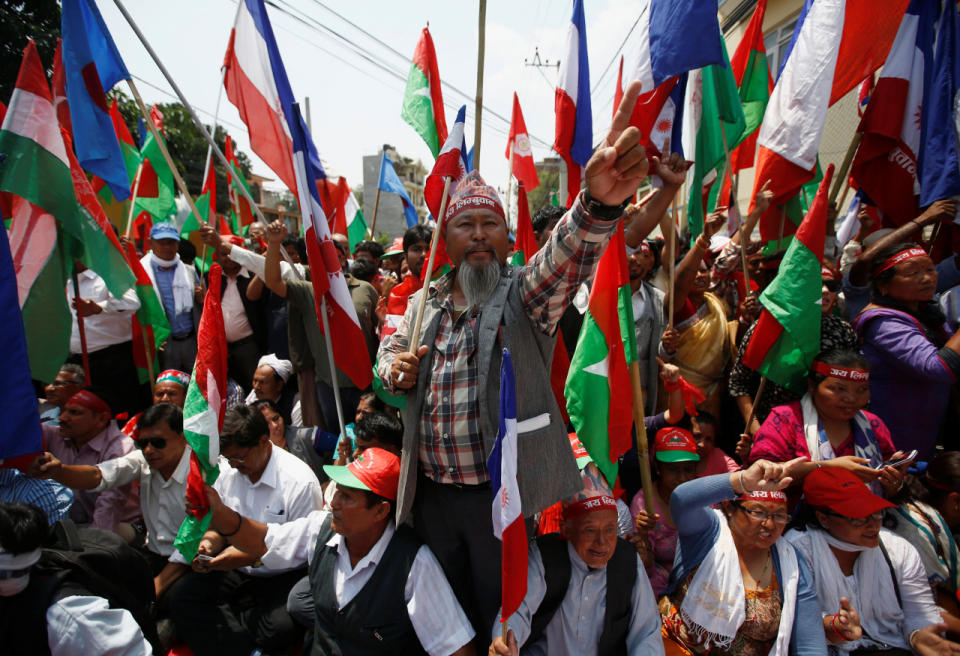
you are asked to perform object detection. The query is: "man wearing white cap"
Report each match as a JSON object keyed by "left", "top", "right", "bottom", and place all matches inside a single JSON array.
[{"left": 247, "top": 354, "right": 295, "bottom": 422}]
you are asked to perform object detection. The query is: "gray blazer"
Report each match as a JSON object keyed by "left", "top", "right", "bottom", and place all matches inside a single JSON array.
[{"left": 395, "top": 267, "right": 581, "bottom": 523}]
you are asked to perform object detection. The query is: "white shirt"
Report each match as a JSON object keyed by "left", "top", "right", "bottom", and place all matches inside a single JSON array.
[
  {"left": 262, "top": 512, "right": 474, "bottom": 656},
  {"left": 499, "top": 541, "right": 664, "bottom": 656},
  {"left": 170, "top": 444, "right": 322, "bottom": 574},
  {"left": 95, "top": 446, "right": 192, "bottom": 557},
  {"left": 68, "top": 269, "right": 140, "bottom": 353},
  {"left": 221, "top": 271, "right": 254, "bottom": 343},
  {"left": 46, "top": 595, "right": 151, "bottom": 656},
  {"left": 226, "top": 244, "right": 306, "bottom": 281}
]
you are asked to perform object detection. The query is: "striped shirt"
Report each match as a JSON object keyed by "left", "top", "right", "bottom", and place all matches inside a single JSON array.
[
  {"left": 378, "top": 194, "right": 616, "bottom": 485},
  {"left": 0, "top": 468, "right": 73, "bottom": 524}
]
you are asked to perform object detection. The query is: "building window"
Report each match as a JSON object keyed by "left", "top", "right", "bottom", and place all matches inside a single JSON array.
[{"left": 764, "top": 18, "right": 798, "bottom": 79}]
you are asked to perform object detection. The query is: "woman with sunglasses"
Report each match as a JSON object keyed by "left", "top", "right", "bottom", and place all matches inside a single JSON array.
[
  {"left": 786, "top": 467, "right": 959, "bottom": 656},
  {"left": 853, "top": 242, "right": 960, "bottom": 460},
  {"left": 739, "top": 349, "right": 904, "bottom": 500},
  {"left": 659, "top": 457, "right": 826, "bottom": 656}
]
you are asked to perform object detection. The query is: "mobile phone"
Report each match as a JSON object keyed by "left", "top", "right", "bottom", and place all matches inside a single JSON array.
[
  {"left": 194, "top": 554, "right": 214, "bottom": 562},
  {"left": 877, "top": 450, "right": 918, "bottom": 470}
]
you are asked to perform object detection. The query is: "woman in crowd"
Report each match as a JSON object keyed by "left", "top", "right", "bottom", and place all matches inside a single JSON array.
[
  {"left": 887, "top": 452, "right": 960, "bottom": 637},
  {"left": 631, "top": 426, "right": 700, "bottom": 597},
  {"left": 660, "top": 457, "right": 826, "bottom": 656},
  {"left": 740, "top": 349, "right": 904, "bottom": 498},
  {"left": 854, "top": 243, "right": 960, "bottom": 459},
  {"left": 251, "top": 399, "right": 326, "bottom": 477},
  {"left": 690, "top": 411, "right": 739, "bottom": 477},
  {"left": 662, "top": 212, "right": 734, "bottom": 418},
  {"left": 628, "top": 238, "right": 666, "bottom": 413},
  {"left": 786, "top": 468, "right": 957, "bottom": 655},
  {"left": 729, "top": 269, "right": 857, "bottom": 435}
]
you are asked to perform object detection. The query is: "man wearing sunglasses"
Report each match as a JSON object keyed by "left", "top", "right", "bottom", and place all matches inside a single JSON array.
[{"left": 29, "top": 403, "right": 192, "bottom": 601}]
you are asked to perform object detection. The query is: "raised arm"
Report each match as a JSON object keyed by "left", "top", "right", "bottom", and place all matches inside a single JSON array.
[
  {"left": 263, "top": 220, "right": 289, "bottom": 298},
  {"left": 665, "top": 211, "right": 726, "bottom": 316},
  {"left": 624, "top": 153, "right": 688, "bottom": 248}
]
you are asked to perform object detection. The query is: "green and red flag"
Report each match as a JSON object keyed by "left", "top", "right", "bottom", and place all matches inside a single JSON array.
[
  {"left": 684, "top": 38, "right": 747, "bottom": 237},
  {"left": 123, "top": 241, "right": 170, "bottom": 384},
  {"left": 727, "top": 0, "right": 772, "bottom": 174},
  {"left": 133, "top": 110, "right": 176, "bottom": 222},
  {"left": 110, "top": 98, "right": 141, "bottom": 183},
  {"left": 175, "top": 263, "right": 228, "bottom": 560},
  {"left": 401, "top": 26, "right": 447, "bottom": 158},
  {"left": 565, "top": 224, "right": 637, "bottom": 486},
  {"left": 0, "top": 40, "right": 85, "bottom": 382},
  {"left": 225, "top": 135, "right": 254, "bottom": 228},
  {"left": 742, "top": 164, "right": 835, "bottom": 394}
]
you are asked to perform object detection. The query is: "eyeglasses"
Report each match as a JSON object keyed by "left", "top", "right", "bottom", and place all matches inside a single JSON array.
[
  {"left": 825, "top": 510, "right": 884, "bottom": 527},
  {"left": 736, "top": 504, "right": 790, "bottom": 524},
  {"left": 224, "top": 448, "right": 253, "bottom": 465},
  {"left": 134, "top": 437, "right": 168, "bottom": 450}
]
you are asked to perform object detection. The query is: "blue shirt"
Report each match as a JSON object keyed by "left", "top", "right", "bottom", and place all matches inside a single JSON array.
[
  {"left": 0, "top": 468, "right": 73, "bottom": 524},
  {"left": 151, "top": 261, "right": 193, "bottom": 336}
]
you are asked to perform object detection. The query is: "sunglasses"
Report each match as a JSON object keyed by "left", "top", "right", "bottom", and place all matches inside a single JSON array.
[{"left": 134, "top": 437, "right": 168, "bottom": 450}]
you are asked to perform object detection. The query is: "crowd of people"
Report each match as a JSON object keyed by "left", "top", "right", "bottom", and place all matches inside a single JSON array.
[{"left": 3, "top": 84, "right": 960, "bottom": 656}]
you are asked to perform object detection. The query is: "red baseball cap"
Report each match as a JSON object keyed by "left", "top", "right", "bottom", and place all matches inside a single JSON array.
[
  {"left": 802, "top": 467, "right": 896, "bottom": 518},
  {"left": 653, "top": 427, "right": 700, "bottom": 463},
  {"left": 322, "top": 448, "right": 400, "bottom": 501}
]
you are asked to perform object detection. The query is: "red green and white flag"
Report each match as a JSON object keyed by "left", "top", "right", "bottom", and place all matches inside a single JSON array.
[
  {"left": 565, "top": 224, "right": 637, "bottom": 486},
  {"left": 123, "top": 241, "right": 170, "bottom": 385},
  {"left": 727, "top": 0, "right": 772, "bottom": 174},
  {"left": 401, "top": 26, "right": 448, "bottom": 158},
  {"left": 175, "top": 263, "right": 228, "bottom": 560},
  {"left": 0, "top": 40, "right": 84, "bottom": 382},
  {"left": 742, "top": 165, "right": 835, "bottom": 394},
  {"left": 133, "top": 110, "right": 176, "bottom": 222}
]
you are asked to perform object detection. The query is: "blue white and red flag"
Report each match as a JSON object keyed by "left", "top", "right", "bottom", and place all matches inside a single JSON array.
[
  {"left": 487, "top": 348, "right": 527, "bottom": 623},
  {"left": 554, "top": 0, "right": 592, "bottom": 207}
]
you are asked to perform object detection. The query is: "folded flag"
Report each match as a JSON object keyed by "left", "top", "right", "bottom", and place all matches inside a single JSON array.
[
  {"left": 555, "top": 0, "right": 592, "bottom": 207},
  {"left": 401, "top": 26, "right": 448, "bottom": 158}
]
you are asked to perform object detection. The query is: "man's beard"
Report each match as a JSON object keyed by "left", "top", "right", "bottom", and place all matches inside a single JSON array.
[{"left": 457, "top": 258, "right": 502, "bottom": 309}]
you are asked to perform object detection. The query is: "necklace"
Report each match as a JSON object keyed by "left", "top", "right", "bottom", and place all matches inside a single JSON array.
[{"left": 744, "top": 551, "right": 772, "bottom": 622}]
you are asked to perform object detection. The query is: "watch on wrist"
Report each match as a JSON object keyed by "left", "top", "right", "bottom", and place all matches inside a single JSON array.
[{"left": 582, "top": 190, "right": 630, "bottom": 220}]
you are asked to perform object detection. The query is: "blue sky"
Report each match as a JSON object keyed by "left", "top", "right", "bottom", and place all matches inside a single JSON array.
[{"left": 99, "top": 0, "right": 644, "bottom": 197}]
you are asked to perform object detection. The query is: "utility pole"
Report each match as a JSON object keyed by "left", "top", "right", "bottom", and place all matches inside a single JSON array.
[{"left": 474, "top": 0, "right": 487, "bottom": 169}]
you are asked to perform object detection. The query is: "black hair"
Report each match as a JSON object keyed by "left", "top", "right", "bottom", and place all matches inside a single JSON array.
[
  {"left": 139, "top": 403, "right": 183, "bottom": 433},
  {"left": 0, "top": 503, "right": 49, "bottom": 554},
  {"left": 691, "top": 410, "right": 717, "bottom": 429},
  {"left": 354, "top": 240, "right": 385, "bottom": 260},
  {"left": 355, "top": 412, "right": 403, "bottom": 451},
  {"left": 788, "top": 502, "right": 827, "bottom": 533},
  {"left": 178, "top": 239, "right": 197, "bottom": 265},
  {"left": 531, "top": 205, "right": 567, "bottom": 238},
  {"left": 358, "top": 391, "right": 386, "bottom": 413},
  {"left": 220, "top": 405, "right": 268, "bottom": 449},
  {"left": 892, "top": 451, "right": 960, "bottom": 507},
  {"left": 361, "top": 490, "right": 395, "bottom": 518},
  {"left": 282, "top": 236, "right": 307, "bottom": 263},
  {"left": 251, "top": 398, "right": 282, "bottom": 415},
  {"left": 331, "top": 239, "right": 347, "bottom": 255},
  {"left": 869, "top": 242, "right": 948, "bottom": 345},
  {"left": 350, "top": 258, "right": 377, "bottom": 282},
  {"left": 808, "top": 349, "right": 870, "bottom": 386},
  {"left": 403, "top": 225, "right": 432, "bottom": 253}
]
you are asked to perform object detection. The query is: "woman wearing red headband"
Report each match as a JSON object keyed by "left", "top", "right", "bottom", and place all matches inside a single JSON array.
[
  {"left": 739, "top": 349, "right": 906, "bottom": 500},
  {"left": 659, "top": 458, "right": 825, "bottom": 656},
  {"left": 853, "top": 242, "right": 960, "bottom": 460}
]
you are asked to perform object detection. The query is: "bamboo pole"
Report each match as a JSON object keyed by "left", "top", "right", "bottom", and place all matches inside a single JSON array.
[
  {"left": 408, "top": 178, "right": 452, "bottom": 348},
  {"left": 777, "top": 206, "right": 787, "bottom": 250},
  {"left": 473, "top": 0, "right": 487, "bottom": 169},
  {"left": 719, "top": 122, "right": 751, "bottom": 290},
  {"left": 123, "top": 161, "right": 145, "bottom": 238},
  {"left": 745, "top": 377, "right": 767, "bottom": 436},
  {"left": 505, "top": 147, "right": 514, "bottom": 228},
  {"left": 629, "top": 359, "right": 656, "bottom": 518},
  {"left": 667, "top": 194, "right": 677, "bottom": 329},
  {"left": 70, "top": 270, "right": 92, "bottom": 386},
  {"left": 141, "top": 327, "right": 155, "bottom": 394},
  {"left": 830, "top": 132, "right": 863, "bottom": 205},
  {"left": 369, "top": 152, "right": 385, "bottom": 237}
]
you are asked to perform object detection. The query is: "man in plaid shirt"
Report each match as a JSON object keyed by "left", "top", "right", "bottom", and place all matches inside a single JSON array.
[{"left": 377, "top": 81, "right": 653, "bottom": 643}]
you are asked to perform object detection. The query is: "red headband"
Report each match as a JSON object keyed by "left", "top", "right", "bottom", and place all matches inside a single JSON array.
[
  {"left": 562, "top": 495, "right": 617, "bottom": 520},
  {"left": 874, "top": 247, "right": 927, "bottom": 275},
  {"left": 740, "top": 489, "right": 787, "bottom": 504},
  {"left": 444, "top": 195, "right": 506, "bottom": 222},
  {"left": 811, "top": 360, "right": 869, "bottom": 382},
  {"left": 66, "top": 390, "right": 110, "bottom": 415}
]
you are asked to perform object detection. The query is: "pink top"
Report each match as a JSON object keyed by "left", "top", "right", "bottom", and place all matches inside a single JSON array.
[
  {"left": 43, "top": 424, "right": 141, "bottom": 530},
  {"left": 697, "top": 447, "right": 739, "bottom": 477},
  {"left": 629, "top": 489, "right": 677, "bottom": 597},
  {"left": 748, "top": 400, "right": 895, "bottom": 463}
]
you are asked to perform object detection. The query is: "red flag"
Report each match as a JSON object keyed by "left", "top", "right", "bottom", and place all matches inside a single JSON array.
[
  {"left": 225, "top": 135, "right": 254, "bottom": 227},
  {"left": 149, "top": 104, "right": 164, "bottom": 133},
  {"left": 506, "top": 93, "right": 539, "bottom": 190},
  {"left": 51, "top": 40, "right": 72, "bottom": 137},
  {"left": 514, "top": 185, "right": 537, "bottom": 262},
  {"left": 202, "top": 153, "right": 217, "bottom": 219},
  {"left": 109, "top": 99, "right": 136, "bottom": 149},
  {"left": 613, "top": 56, "right": 624, "bottom": 120}
]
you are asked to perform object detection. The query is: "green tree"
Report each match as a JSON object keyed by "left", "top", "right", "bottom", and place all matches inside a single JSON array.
[
  {"left": 112, "top": 90, "right": 253, "bottom": 215},
  {"left": 1, "top": 1, "right": 60, "bottom": 104},
  {"left": 526, "top": 168, "right": 560, "bottom": 213}
]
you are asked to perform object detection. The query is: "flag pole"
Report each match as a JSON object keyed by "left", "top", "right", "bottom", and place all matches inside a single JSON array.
[
  {"left": 505, "top": 147, "right": 514, "bottom": 229},
  {"left": 629, "top": 359, "right": 656, "bottom": 518},
  {"left": 668, "top": 194, "right": 677, "bottom": 329},
  {"left": 123, "top": 161, "right": 145, "bottom": 238},
  {"left": 745, "top": 376, "right": 767, "bottom": 436},
  {"left": 112, "top": 0, "right": 304, "bottom": 280},
  {"left": 319, "top": 296, "right": 348, "bottom": 441},
  {"left": 718, "top": 122, "right": 752, "bottom": 290},
  {"left": 830, "top": 132, "right": 863, "bottom": 205},
  {"left": 70, "top": 270, "right": 92, "bottom": 386},
  {"left": 777, "top": 205, "right": 787, "bottom": 250},
  {"left": 474, "top": 0, "right": 487, "bottom": 169},
  {"left": 141, "top": 327, "right": 155, "bottom": 394},
  {"left": 409, "top": 177, "right": 452, "bottom": 347},
  {"left": 369, "top": 152, "right": 385, "bottom": 237}
]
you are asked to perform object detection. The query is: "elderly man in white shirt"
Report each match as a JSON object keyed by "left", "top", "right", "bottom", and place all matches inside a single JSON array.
[
  {"left": 195, "top": 447, "right": 476, "bottom": 656},
  {"left": 167, "top": 405, "right": 323, "bottom": 656},
  {"left": 67, "top": 264, "right": 144, "bottom": 416},
  {"left": 30, "top": 403, "right": 193, "bottom": 601}
]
